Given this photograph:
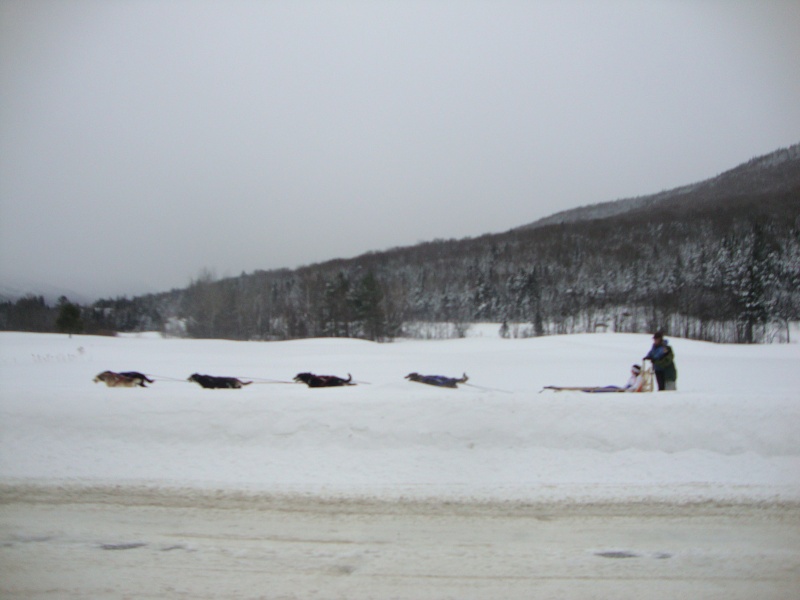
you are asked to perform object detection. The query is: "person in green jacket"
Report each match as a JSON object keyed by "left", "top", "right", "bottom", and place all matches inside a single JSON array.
[{"left": 644, "top": 331, "right": 677, "bottom": 391}]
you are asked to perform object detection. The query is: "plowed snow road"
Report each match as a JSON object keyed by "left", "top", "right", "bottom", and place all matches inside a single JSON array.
[{"left": 1, "top": 486, "right": 798, "bottom": 599}]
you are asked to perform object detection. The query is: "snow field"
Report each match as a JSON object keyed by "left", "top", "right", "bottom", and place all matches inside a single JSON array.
[{"left": 1, "top": 328, "right": 798, "bottom": 502}]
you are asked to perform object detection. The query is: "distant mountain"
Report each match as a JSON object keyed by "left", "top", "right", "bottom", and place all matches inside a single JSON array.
[
  {"left": 0, "top": 279, "right": 93, "bottom": 305},
  {"left": 518, "top": 143, "right": 800, "bottom": 230},
  {"left": 4, "top": 143, "right": 799, "bottom": 344}
]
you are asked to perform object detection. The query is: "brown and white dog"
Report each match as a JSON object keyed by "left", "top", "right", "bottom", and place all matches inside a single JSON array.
[{"left": 94, "top": 371, "right": 139, "bottom": 387}]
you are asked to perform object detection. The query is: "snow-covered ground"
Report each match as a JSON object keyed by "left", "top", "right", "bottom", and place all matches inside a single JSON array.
[
  {"left": 2, "top": 328, "right": 799, "bottom": 599},
  {"left": 1, "top": 327, "right": 798, "bottom": 503}
]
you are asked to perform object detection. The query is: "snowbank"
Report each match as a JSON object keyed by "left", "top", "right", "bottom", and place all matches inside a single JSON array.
[{"left": 1, "top": 330, "right": 798, "bottom": 503}]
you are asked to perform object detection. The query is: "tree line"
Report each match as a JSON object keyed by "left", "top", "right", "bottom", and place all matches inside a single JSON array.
[{"left": 3, "top": 188, "right": 798, "bottom": 344}]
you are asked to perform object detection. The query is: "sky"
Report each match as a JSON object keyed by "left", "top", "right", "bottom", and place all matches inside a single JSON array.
[{"left": 1, "top": 0, "right": 799, "bottom": 301}]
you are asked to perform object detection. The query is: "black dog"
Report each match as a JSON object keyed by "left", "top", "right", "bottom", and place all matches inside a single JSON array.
[
  {"left": 293, "top": 372, "right": 354, "bottom": 388},
  {"left": 188, "top": 373, "right": 252, "bottom": 389},
  {"left": 119, "top": 371, "right": 155, "bottom": 388}
]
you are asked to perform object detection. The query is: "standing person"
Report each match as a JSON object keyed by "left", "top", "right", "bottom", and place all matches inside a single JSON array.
[{"left": 644, "top": 331, "right": 677, "bottom": 391}]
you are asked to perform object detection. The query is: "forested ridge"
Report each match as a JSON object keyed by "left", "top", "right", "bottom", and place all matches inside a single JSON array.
[{"left": 4, "top": 144, "right": 799, "bottom": 343}]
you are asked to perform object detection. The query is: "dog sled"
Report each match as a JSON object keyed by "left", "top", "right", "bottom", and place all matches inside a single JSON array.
[
  {"left": 542, "top": 364, "right": 654, "bottom": 394},
  {"left": 542, "top": 385, "right": 628, "bottom": 393}
]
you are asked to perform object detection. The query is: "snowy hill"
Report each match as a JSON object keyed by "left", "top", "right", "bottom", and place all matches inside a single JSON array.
[{"left": 519, "top": 142, "right": 800, "bottom": 230}]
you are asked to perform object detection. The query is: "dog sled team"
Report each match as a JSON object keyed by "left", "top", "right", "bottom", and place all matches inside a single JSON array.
[
  {"left": 94, "top": 370, "right": 469, "bottom": 389},
  {"left": 94, "top": 331, "right": 677, "bottom": 394}
]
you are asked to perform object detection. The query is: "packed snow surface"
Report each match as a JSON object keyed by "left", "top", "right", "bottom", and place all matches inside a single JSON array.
[{"left": 1, "top": 328, "right": 798, "bottom": 503}]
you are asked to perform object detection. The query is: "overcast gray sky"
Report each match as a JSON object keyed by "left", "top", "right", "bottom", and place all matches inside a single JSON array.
[{"left": 2, "top": 0, "right": 799, "bottom": 300}]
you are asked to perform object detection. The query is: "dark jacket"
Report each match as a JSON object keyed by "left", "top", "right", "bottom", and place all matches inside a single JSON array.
[{"left": 645, "top": 341, "right": 677, "bottom": 380}]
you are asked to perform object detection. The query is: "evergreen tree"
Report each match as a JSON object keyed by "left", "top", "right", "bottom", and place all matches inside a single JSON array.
[
  {"left": 56, "top": 297, "right": 83, "bottom": 337},
  {"left": 352, "top": 271, "right": 386, "bottom": 341},
  {"left": 3, "top": 295, "right": 54, "bottom": 332},
  {"left": 735, "top": 223, "right": 774, "bottom": 343},
  {"left": 322, "top": 272, "right": 352, "bottom": 337}
]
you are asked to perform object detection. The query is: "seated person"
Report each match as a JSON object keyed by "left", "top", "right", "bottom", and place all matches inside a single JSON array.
[
  {"left": 583, "top": 364, "right": 644, "bottom": 393},
  {"left": 622, "top": 364, "right": 644, "bottom": 392}
]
